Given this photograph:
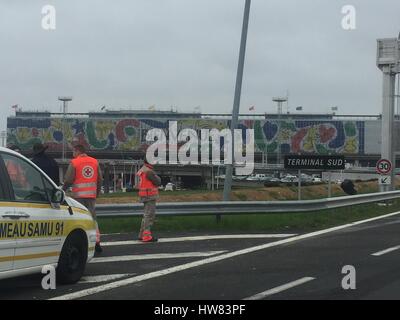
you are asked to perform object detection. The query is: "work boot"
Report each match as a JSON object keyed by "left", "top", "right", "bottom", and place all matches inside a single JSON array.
[
  {"left": 142, "top": 237, "right": 158, "bottom": 243},
  {"left": 95, "top": 243, "right": 103, "bottom": 253},
  {"left": 142, "top": 230, "right": 156, "bottom": 242}
]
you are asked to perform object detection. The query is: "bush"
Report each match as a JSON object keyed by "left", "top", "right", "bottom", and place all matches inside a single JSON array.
[
  {"left": 264, "top": 182, "right": 280, "bottom": 188},
  {"left": 235, "top": 193, "right": 248, "bottom": 201}
]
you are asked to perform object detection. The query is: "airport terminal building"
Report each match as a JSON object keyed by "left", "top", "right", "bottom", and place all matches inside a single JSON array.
[
  {"left": 6, "top": 110, "right": 393, "bottom": 161},
  {"left": 5, "top": 109, "right": 399, "bottom": 189}
]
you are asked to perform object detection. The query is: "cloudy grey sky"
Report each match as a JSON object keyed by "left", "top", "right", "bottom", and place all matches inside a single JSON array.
[{"left": 1, "top": 0, "right": 399, "bottom": 132}]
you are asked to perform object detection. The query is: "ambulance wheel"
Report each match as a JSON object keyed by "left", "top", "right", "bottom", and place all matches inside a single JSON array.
[{"left": 57, "top": 231, "right": 88, "bottom": 285}]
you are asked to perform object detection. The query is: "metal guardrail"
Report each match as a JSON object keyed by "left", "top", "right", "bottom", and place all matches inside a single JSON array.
[{"left": 96, "top": 190, "right": 400, "bottom": 218}]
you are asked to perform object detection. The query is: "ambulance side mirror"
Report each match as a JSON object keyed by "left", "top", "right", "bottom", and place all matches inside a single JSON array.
[{"left": 52, "top": 189, "right": 65, "bottom": 204}]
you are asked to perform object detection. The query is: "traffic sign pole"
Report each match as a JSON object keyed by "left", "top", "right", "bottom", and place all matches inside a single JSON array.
[
  {"left": 328, "top": 171, "right": 332, "bottom": 198},
  {"left": 377, "top": 36, "right": 399, "bottom": 192},
  {"left": 376, "top": 158, "right": 394, "bottom": 191},
  {"left": 381, "top": 69, "right": 396, "bottom": 192},
  {"left": 298, "top": 169, "right": 301, "bottom": 200}
]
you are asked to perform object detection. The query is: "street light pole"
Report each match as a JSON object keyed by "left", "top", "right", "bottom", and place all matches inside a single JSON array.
[
  {"left": 58, "top": 97, "right": 72, "bottom": 162},
  {"left": 272, "top": 97, "right": 287, "bottom": 168},
  {"left": 223, "top": 0, "right": 251, "bottom": 202},
  {"left": 396, "top": 74, "right": 400, "bottom": 115},
  {"left": 0, "top": 130, "right": 6, "bottom": 147}
]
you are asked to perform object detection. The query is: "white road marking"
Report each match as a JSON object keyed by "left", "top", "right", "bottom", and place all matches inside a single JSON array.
[
  {"left": 243, "top": 277, "right": 316, "bottom": 300},
  {"left": 102, "top": 234, "right": 298, "bottom": 247},
  {"left": 371, "top": 245, "right": 400, "bottom": 256},
  {"left": 79, "top": 274, "right": 134, "bottom": 283},
  {"left": 50, "top": 211, "right": 400, "bottom": 300},
  {"left": 91, "top": 251, "right": 227, "bottom": 263}
]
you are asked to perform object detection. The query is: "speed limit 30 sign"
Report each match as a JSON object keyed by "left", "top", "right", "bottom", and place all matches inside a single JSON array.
[{"left": 376, "top": 159, "right": 392, "bottom": 175}]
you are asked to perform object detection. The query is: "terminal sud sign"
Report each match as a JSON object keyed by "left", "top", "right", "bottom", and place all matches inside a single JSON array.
[{"left": 284, "top": 155, "right": 345, "bottom": 170}]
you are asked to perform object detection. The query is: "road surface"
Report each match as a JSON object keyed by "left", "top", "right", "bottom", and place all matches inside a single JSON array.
[{"left": 1, "top": 211, "right": 400, "bottom": 300}]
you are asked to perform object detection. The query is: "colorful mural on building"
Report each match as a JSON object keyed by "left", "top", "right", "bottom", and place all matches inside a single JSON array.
[
  {"left": 7, "top": 117, "right": 365, "bottom": 155},
  {"left": 253, "top": 120, "right": 365, "bottom": 155}
]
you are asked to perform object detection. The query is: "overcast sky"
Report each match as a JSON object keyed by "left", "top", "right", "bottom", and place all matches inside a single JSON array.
[{"left": 1, "top": 0, "right": 399, "bottom": 132}]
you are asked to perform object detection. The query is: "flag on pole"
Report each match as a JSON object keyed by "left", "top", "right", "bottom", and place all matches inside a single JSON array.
[
  {"left": 296, "top": 106, "right": 303, "bottom": 111},
  {"left": 101, "top": 106, "right": 106, "bottom": 111},
  {"left": 11, "top": 104, "right": 18, "bottom": 110},
  {"left": 249, "top": 105, "right": 255, "bottom": 111}
]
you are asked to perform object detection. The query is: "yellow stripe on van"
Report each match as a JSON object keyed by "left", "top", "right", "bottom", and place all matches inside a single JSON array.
[
  {"left": 0, "top": 251, "right": 60, "bottom": 263},
  {"left": 0, "top": 220, "right": 96, "bottom": 240},
  {"left": 0, "top": 202, "right": 92, "bottom": 217},
  {"left": 0, "top": 202, "right": 52, "bottom": 209},
  {"left": 14, "top": 251, "right": 60, "bottom": 261}
]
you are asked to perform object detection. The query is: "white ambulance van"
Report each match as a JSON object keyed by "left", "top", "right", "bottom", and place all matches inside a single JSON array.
[{"left": 0, "top": 147, "right": 96, "bottom": 284}]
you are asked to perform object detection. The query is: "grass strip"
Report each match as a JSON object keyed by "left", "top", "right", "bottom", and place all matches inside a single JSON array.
[{"left": 98, "top": 199, "right": 400, "bottom": 234}]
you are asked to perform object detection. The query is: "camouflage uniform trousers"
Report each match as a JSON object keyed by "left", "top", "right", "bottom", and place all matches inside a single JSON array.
[
  {"left": 139, "top": 199, "right": 157, "bottom": 238},
  {"left": 76, "top": 198, "right": 97, "bottom": 221},
  {"left": 76, "top": 198, "right": 101, "bottom": 244}
]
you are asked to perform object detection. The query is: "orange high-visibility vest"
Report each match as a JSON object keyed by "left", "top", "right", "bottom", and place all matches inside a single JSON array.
[
  {"left": 6, "top": 161, "right": 29, "bottom": 188},
  {"left": 137, "top": 169, "right": 159, "bottom": 197},
  {"left": 71, "top": 155, "right": 98, "bottom": 199}
]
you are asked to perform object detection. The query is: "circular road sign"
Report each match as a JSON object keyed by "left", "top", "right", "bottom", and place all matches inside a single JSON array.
[{"left": 376, "top": 159, "right": 392, "bottom": 174}]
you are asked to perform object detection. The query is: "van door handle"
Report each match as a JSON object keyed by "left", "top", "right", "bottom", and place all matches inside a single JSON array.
[
  {"left": 2, "top": 213, "right": 20, "bottom": 219},
  {"left": 15, "top": 212, "right": 31, "bottom": 219},
  {"left": 2, "top": 212, "right": 30, "bottom": 219}
]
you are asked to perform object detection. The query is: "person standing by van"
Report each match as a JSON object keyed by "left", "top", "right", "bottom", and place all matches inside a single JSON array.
[
  {"left": 32, "top": 143, "right": 60, "bottom": 185},
  {"left": 63, "top": 145, "right": 103, "bottom": 253},
  {"left": 136, "top": 158, "right": 161, "bottom": 242}
]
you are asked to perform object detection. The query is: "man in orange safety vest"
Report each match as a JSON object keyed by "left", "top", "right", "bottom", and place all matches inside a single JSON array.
[
  {"left": 136, "top": 158, "right": 161, "bottom": 242},
  {"left": 63, "top": 144, "right": 103, "bottom": 253}
]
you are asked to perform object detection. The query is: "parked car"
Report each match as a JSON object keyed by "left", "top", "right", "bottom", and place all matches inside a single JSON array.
[
  {"left": 264, "top": 177, "right": 281, "bottom": 187},
  {"left": 164, "top": 183, "right": 176, "bottom": 191},
  {"left": 246, "top": 174, "right": 270, "bottom": 182},
  {"left": 281, "top": 176, "right": 298, "bottom": 184},
  {"left": 299, "top": 173, "right": 313, "bottom": 184},
  {"left": 233, "top": 175, "right": 248, "bottom": 181}
]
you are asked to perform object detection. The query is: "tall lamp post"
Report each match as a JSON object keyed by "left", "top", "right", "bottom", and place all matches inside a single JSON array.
[
  {"left": 376, "top": 35, "right": 400, "bottom": 191},
  {"left": 58, "top": 97, "right": 73, "bottom": 161},
  {"left": 272, "top": 97, "right": 287, "bottom": 167},
  {"left": 0, "top": 130, "right": 6, "bottom": 147},
  {"left": 396, "top": 74, "right": 400, "bottom": 115},
  {"left": 222, "top": 0, "right": 251, "bottom": 202}
]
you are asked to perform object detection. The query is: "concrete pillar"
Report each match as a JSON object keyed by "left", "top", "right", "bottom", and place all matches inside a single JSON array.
[
  {"left": 104, "top": 164, "right": 110, "bottom": 194},
  {"left": 380, "top": 66, "right": 396, "bottom": 191}
]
